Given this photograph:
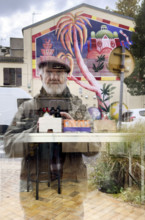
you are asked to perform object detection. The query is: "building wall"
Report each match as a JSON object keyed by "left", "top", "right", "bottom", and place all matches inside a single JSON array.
[
  {"left": 66, "top": 80, "right": 145, "bottom": 109},
  {"left": 22, "top": 5, "right": 145, "bottom": 108},
  {"left": 23, "top": 28, "right": 32, "bottom": 93},
  {"left": 0, "top": 37, "right": 30, "bottom": 93},
  {"left": 10, "top": 38, "right": 23, "bottom": 57},
  {"left": 0, "top": 5, "right": 143, "bottom": 111},
  {"left": 0, "top": 62, "right": 29, "bottom": 93}
]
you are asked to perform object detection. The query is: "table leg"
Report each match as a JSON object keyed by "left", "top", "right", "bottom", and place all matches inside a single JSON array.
[
  {"left": 48, "top": 146, "right": 50, "bottom": 187},
  {"left": 58, "top": 170, "right": 61, "bottom": 194},
  {"left": 27, "top": 156, "right": 30, "bottom": 192},
  {"left": 140, "top": 140, "right": 145, "bottom": 203},
  {"left": 128, "top": 143, "right": 132, "bottom": 187},
  {"left": 36, "top": 145, "right": 39, "bottom": 200}
]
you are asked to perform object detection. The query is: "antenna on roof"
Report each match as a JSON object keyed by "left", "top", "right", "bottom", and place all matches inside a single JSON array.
[
  {"left": 32, "top": 12, "right": 41, "bottom": 24},
  {"left": 0, "top": 38, "right": 6, "bottom": 46}
]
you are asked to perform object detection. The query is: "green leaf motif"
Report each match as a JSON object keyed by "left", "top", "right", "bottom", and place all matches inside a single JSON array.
[{"left": 97, "top": 83, "right": 116, "bottom": 112}]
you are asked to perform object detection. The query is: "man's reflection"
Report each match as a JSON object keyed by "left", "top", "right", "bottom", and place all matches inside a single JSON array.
[{"left": 4, "top": 56, "right": 98, "bottom": 218}]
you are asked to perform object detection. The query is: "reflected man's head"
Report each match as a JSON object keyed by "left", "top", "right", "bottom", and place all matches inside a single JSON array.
[{"left": 38, "top": 57, "right": 70, "bottom": 96}]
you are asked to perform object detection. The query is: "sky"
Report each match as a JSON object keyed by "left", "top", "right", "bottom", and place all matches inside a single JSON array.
[{"left": 0, "top": 0, "right": 116, "bottom": 46}]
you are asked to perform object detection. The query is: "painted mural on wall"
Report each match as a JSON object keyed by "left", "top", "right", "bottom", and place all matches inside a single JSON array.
[
  {"left": 32, "top": 12, "right": 133, "bottom": 114},
  {"left": 34, "top": 12, "right": 133, "bottom": 79}
]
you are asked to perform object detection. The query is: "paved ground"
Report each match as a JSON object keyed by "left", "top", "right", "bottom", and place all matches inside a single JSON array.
[{"left": 0, "top": 156, "right": 145, "bottom": 220}]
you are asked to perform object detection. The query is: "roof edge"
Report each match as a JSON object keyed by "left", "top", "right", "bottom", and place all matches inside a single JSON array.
[{"left": 22, "top": 3, "right": 134, "bottom": 33}]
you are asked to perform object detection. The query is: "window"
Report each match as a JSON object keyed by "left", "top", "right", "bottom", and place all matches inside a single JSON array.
[
  {"left": 139, "top": 110, "right": 145, "bottom": 117},
  {"left": 122, "top": 112, "right": 133, "bottom": 122},
  {"left": 3, "top": 68, "right": 22, "bottom": 86}
]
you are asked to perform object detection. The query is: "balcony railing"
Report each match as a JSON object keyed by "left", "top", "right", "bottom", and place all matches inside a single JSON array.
[{"left": 0, "top": 56, "right": 23, "bottom": 63}]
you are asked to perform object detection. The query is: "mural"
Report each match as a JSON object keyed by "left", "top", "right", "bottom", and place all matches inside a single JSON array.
[
  {"left": 34, "top": 12, "right": 133, "bottom": 79},
  {"left": 32, "top": 12, "right": 133, "bottom": 113}
]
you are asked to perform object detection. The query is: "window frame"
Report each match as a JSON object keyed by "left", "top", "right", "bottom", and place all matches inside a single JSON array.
[{"left": 3, "top": 68, "right": 22, "bottom": 87}]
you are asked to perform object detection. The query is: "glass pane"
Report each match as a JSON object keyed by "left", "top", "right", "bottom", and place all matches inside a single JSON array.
[
  {"left": 3, "top": 68, "right": 10, "bottom": 85},
  {"left": 122, "top": 112, "right": 132, "bottom": 122},
  {"left": 139, "top": 110, "right": 145, "bottom": 117},
  {"left": 16, "top": 68, "right": 22, "bottom": 86},
  {"left": 9, "top": 68, "right": 15, "bottom": 85},
  {"left": 3, "top": 68, "right": 15, "bottom": 85}
]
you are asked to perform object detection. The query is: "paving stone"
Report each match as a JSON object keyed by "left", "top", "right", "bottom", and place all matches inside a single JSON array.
[{"left": 0, "top": 157, "right": 145, "bottom": 220}]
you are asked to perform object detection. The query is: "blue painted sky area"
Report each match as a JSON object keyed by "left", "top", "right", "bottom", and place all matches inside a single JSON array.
[{"left": 36, "top": 19, "right": 133, "bottom": 59}]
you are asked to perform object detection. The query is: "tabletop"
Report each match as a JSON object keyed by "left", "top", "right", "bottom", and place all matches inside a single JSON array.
[{"left": 25, "top": 132, "right": 145, "bottom": 143}]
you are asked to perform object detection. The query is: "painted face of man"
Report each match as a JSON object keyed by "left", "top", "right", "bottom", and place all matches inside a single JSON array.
[{"left": 40, "top": 65, "right": 68, "bottom": 96}]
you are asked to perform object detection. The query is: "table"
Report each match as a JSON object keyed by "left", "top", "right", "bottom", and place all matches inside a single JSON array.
[
  {"left": 26, "top": 133, "right": 140, "bottom": 143},
  {"left": 25, "top": 133, "right": 145, "bottom": 202}
]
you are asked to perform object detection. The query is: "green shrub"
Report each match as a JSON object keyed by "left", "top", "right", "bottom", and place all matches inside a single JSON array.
[{"left": 89, "top": 153, "right": 125, "bottom": 194}]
